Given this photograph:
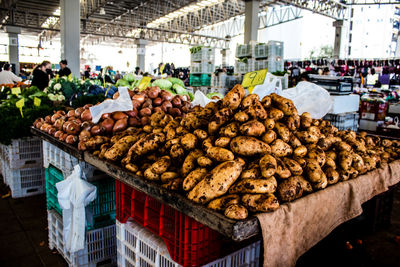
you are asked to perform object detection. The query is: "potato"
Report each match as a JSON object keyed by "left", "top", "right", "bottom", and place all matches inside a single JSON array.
[
  {"left": 277, "top": 177, "right": 303, "bottom": 202},
  {"left": 166, "top": 128, "right": 176, "bottom": 140},
  {"left": 193, "top": 129, "right": 208, "bottom": 140},
  {"left": 362, "top": 156, "right": 375, "bottom": 171},
  {"left": 325, "top": 167, "right": 339, "bottom": 185},
  {"left": 267, "top": 107, "right": 284, "bottom": 120},
  {"left": 317, "top": 136, "right": 340, "bottom": 151},
  {"left": 247, "top": 101, "right": 268, "bottom": 120},
  {"left": 296, "top": 130, "right": 319, "bottom": 144},
  {"left": 325, "top": 157, "right": 336, "bottom": 169},
  {"left": 307, "top": 147, "right": 326, "bottom": 167},
  {"left": 261, "top": 95, "right": 272, "bottom": 109},
  {"left": 271, "top": 139, "right": 292, "bottom": 157},
  {"left": 230, "top": 136, "right": 271, "bottom": 156},
  {"left": 222, "top": 84, "right": 245, "bottom": 110},
  {"left": 161, "top": 172, "right": 179, "bottom": 183},
  {"left": 207, "top": 194, "right": 240, "bottom": 211},
  {"left": 162, "top": 178, "right": 183, "bottom": 190},
  {"left": 283, "top": 157, "right": 303, "bottom": 176},
  {"left": 241, "top": 94, "right": 259, "bottom": 108},
  {"left": 352, "top": 153, "right": 366, "bottom": 173},
  {"left": 348, "top": 167, "right": 359, "bottom": 179},
  {"left": 305, "top": 159, "right": 326, "bottom": 183},
  {"left": 335, "top": 141, "right": 352, "bottom": 152},
  {"left": 241, "top": 194, "right": 279, "bottom": 212},
  {"left": 274, "top": 122, "right": 290, "bottom": 142},
  {"left": 338, "top": 151, "right": 353, "bottom": 171},
  {"left": 270, "top": 93, "right": 297, "bottom": 116},
  {"left": 285, "top": 115, "right": 300, "bottom": 131},
  {"left": 197, "top": 156, "right": 213, "bottom": 167},
  {"left": 326, "top": 151, "right": 337, "bottom": 161},
  {"left": 202, "top": 136, "right": 215, "bottom": 151},
  {"left": 263, "top": 118, "right": 275, "bottom": 130},
  {"left": 207, "top": 146, "right": 234, "bottom": 162},
  {"left": 150, "top": 156, "right": 171, "bottom": 174},
  {"left": 295, "top": 176, "right": 313, "bottom": 193},
  {"left": 294, "top": 145, "right": 307, "bottom": 158},
  {"left": 219, "top": 122, "right": 240, "bottom": 137},
  {"left": 293, "top": 156, "right": 307, "bottom": 168},
  {"left": 240, "top": 120, "right": 265, "bottom": 137},
  {"left": 234, "top": 111, "right": 249, "bottom": 122},
  {"left": 170, "top": 144, "right": 185, "bottom": 159},
  {"left": 182, "top": 149, "right": 203, "bottom": 176},
  {"left": 144, "top": 168, "right": 160, "bottom": 181},
  {"left": 104, "top": 136, "right": 138, "bottom": 161},
  {"left": 208, "top": 108, "right": 233, "bottom": 135},
  {"left": 261, "top": 130, "right": 277, "bottom": 144},
  {"left": 300, "top": 112, "right": 312, "bottom": 128},
  {"left": 259, "top": 154, "right": 277, "bottom": 178},
  {"left": 312, "top": 175, "right": 328, "bottom": 190},
  {"left": 229, "top": 177, "right": 277, "bottom": 194},
  {"left": 224, "top": 204, "right": 248, "bottom": 220},
  {"left": 181, "top": 133, "right": 197, "bottom": 150},
  {"left": 188, "top": 159, "right": 245, "bottom": 204},
  {"left": 183, "top": 168, "right": 208, "bottom": 191},
  {"left": 275, "top": 158, "right": 291, "bottom": 179},
  {"left": 288, "top": 134, "right": 302, "bottom": 148},
  {"left": 125, "top": 163, "right": 139, "bottom": 173},
  {"left": 165, "top": 138, "right": 180, "bottom": 149},
  {"left": 214, "top": 137, "right": 231, "bottom": 148},
  {"left": 132, "top": 133, "right": 165, "bottom": 156},
  {"left": 240, "top": 166, "right": 261, "bottom": 179}
]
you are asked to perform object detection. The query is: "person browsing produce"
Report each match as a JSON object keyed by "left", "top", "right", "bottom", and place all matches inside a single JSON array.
[
  {"left": 0, "top": 63, "right": 22, "bottom": 85},
  {"left": 31, "top": 61, "right": 51, "bottom": 90},
  {"left": 58, "top": 59, "right": 71, "bottom": 77}
]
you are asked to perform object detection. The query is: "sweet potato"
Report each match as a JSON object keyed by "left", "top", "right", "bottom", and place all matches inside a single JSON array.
[
  {"left": 224, "top": 204, "right": 248, "bottom": 220},
  {"left": 207, "top": 194, "right": 240, "bottom": 211},
  {"left": 241, "top": 194, "right": 279, "bottom": 212},
  {"left": 240, "top": 120, "right": 265, "bottom": 137},
  {"left": 229, "top": 177, "right": 277, "bottom": 194},
  {"left": 277, "top": 177, "right": 303, "bottom": 202},
  {"left": 183, "top": 168, "right": 208, "bottom": 191},
  {"left": 271, "top": 139, "right": 293, "bottom": 157},
  {"left": 188, "top": 159, "right": 245, "bottom": 204},
  {"left": 207, "top": 146, "right": 235, "bottom": 162},
  {"left": 230, "top": 136, "right": 271, "bottom": 156},
  {"left": 222, "top": 84, "right": 245, "bottom": 111}
]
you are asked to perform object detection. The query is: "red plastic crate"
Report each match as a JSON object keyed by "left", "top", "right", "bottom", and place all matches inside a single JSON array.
[{"left": 115, "top": 180, "right": 226, "bottom": 266}]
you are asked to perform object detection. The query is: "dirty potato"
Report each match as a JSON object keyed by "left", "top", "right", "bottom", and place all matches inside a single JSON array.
[
  {"left": 222, "top": 84, "right": 246, "bottom": 111},
  {"left": 234, "top": 111, "right": 249, "bottom": 123},
  {"left": 208, "top": 194, "right": 240, "bottom": 211},
  {"left": 241, "top": 194, "right": 279, "bottom": 212},
  {"left": 224, "top": 204, "right": 248, "bottom": 220},
  {"left": 259, "top": 154, "right": 277, "bottom": 178},
  {"left": 193, "top": 129, "right": 208, "bottom": 140},
  {"left": 229, "top": 177, "right": 277, "bottom": 194},
  {"left": 197, "top": 156, "right": 213, "bottom": 167},
  {"left": 219, "top": 122, "right": 240, "bottom": 137},
  {"left": 207, "top": 146, "right": 235, "bottom": 162},
  {"left": 240, "top": 120, "right": 266, "bottom": 137},
  {"left": 183, "top": 168, "right": 208, "bottom": 191},
  {"left": 214, "top": 137, "right": 231, "bottom": 148},
  {"left": 283, "top": 157, "right": 303, "bottom": 175},
  {"left": 261, "top": 130, "right": 277, "bottom": 144},
  {"left": 180, "top": 133, "right": 198, "bottom": 151},
  {"left": 230, "top": 136, "right": 271, "bottom": 156},
  {"left": 151, "top": 156, "right": 171, "bottom": 174},
  {"left": 277, "top": 177, "right": 303, "bottom": 202},
  {"left": 161, "top": 172, "right": 179, "bottom": 183},
  {"left": 271, "top": 139, "right": 293, "bottom": 157},
  {"left": 274, "top": 122, "right": 290, "bottom": 142}
]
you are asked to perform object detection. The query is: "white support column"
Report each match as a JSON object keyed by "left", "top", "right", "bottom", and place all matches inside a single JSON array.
[
  {"left": 221, "top": 49, "right": 228, "bottom": 66},
  {"left": 5, "top": 26, "right": 21, "bottom": 75},
  {"left": 60, "top": 0, "right": 80, "bottom": 77},
  {"left": 244, "top": 0, "right": 260, "bottom": 44},
  {"left": 333, "top": 20, "right": 344, "bottom": 59},
  {"left": 135, "top": 39, "right": 148, "bottom": 72}
]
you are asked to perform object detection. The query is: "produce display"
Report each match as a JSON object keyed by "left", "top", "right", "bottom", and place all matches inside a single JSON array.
[{"left": 32, "top": 84, "right": 400, "bottom": 220}]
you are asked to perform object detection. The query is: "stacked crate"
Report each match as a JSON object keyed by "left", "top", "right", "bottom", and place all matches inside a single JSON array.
[
  {"left": 190, "top": 47, "right": 215, "bottom": 87},
  {"left": 0, "top": 137, "right": 45, "bottom": 198},
  {"left": 323, "top": 112, "right": 359, "bottom": 132},
  {"left": 43, "top": 140, "right": 117, "bottom": 266}
]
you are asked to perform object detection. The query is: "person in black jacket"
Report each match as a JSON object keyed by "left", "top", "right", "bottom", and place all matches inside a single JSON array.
[
  {"left": 31, "top": 61, "right": 51, "bottom": 90},
  {"left": 58, "top": 59, "right": 71, "bottom": 77}
]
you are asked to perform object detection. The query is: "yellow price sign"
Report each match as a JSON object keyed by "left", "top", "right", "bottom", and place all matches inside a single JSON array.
[
  {"left": 34, "top": 97, "right": 41, "bottom": 107},
  {"left": 242, "top": 69, "right": 268, "bottom": 89},
  {"left": 11, "top": 87, "right": 21, "bottom": 95},
  {"left": 16, "top": 98, "right": 24, "bottom": 117},
  {"left": 138, "top": 76, "right": 152, "bottom": 91},
  {"left": 160, "top": 64, "right": 165, "bottom": 74}
]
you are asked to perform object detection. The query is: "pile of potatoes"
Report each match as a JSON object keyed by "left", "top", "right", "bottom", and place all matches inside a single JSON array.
[
  {"left": 32, "top": 87, "right": 191, "bottom": 148},
  {"left": 66, "top": 84, "right": 400, "bottom": 220}
]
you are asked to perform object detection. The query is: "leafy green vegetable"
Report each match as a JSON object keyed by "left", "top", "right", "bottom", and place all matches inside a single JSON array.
[
  {"left": 152, "top": 79, "right": 172, "bottom": 90},
  {"left": 167, "top": 77, "right": 185, "bottom": 87},
  {"left": 207, "top": 92, "right": 224, "bottom": 99}
]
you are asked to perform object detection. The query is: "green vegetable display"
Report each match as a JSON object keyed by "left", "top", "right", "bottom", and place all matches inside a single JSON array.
[{"left": 152, "top": 79, "right": 173, "bottom": 90}]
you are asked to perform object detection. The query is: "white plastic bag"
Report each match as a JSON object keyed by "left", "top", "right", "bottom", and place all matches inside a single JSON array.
[
  {"left": 191, "top": 90, "right": 218, "bottom": 107},
  {"left": 89, "top": 86, "right": 133, "bottom": 124},
  {"left": 252, "top": 72, "right": 283, "bottom": 99},
  {"left": 281, "top": 81, "right": 332, "bottom": 119},
  {"left": 56, "top": 165, "right": 97, "bottom": 252}
]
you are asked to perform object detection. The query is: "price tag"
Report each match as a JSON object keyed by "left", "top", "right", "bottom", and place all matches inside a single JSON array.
[
  {"left": 160, "top": 64, "right": 165, "bottom": 74},
  {"left": 34, "top": 97, "right": 41, "bottom": 107},
  {"left": 16, "top": 98, "right": 24, "bottom": 117},
  {"left": 242, "top": 69, "right": 268, "bottom": 89},
  {"left": 138, "top": 76, "right": 152, "bottom": 91},
  {"left": 11, "top": 87, "right": 21, "bottom": 95}
]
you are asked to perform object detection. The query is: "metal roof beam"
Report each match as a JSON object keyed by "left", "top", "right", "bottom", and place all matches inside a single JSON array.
[{"left": 344, "top": 0, "right": 400, "bottom": 5}]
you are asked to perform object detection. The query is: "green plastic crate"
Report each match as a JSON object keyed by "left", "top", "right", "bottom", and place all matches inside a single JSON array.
[
  {"left": 190, "top": 74, "right": 211, "bottom": 87},
  {"left": 45, "top": 166, "right": 116, "bottom": 230}
]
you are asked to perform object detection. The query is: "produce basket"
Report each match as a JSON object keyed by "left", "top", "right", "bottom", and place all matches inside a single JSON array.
[
  {"left": 115, "top": 180, "right": 227, "bottom": 266},
  {"left": 42, "top": 140, "right": 97, "bottom": 179},
  {"left": 235, "top": 59, "right": 255, "bottom": 74},
  {"left": 117, "top": 219, "right": 261, "bottom": 267},
  {"left": 189, "top": 74, "right": 211, "bottom": 87},
  {"left": 45, "top": 166, "right": 116, "bottom": 230},
  {"left": 236, "top": 44, "right": 253, "bottom": 58},
  {"left": 2, "top": 137, "right": 43, "bottom": 169},
  {"left": 47, "top": 209, "right": 117, "bottom": 267},
  {"left": 323, "top": 112, "right": 359, "bottom": 131},
  {"left": 190, "top": 62, "right": 215, "bottom": 74},
  {"left": 267, "top": 40, "right": 284, "bottom": 58},
  {"left": 191, "top": 47, "right": 215, "bottom": 62}
]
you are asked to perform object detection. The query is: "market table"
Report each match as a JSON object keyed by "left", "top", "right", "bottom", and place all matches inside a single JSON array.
[{"left": 31, "top": 127, "right": 400, "bottom": 266}]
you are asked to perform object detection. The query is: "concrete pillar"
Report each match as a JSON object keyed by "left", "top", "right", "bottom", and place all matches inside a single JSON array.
[
  {"left": 60, "top": 0, "right": 80, "bottom": 77},
  {"left": 5, "top": 26, "right": 21, "bottom": 75},
  {"left": 135, "top": 39, "right": 148, "bottom": 72},
  {"left": 244, "top": 0, "right": 260, "bottom": 44},
  {"left": 221, "top": 49, "right": 228, "bottom": 66},
  {"left": 333, "top": 20, "right": 343, "bottom": 59}
]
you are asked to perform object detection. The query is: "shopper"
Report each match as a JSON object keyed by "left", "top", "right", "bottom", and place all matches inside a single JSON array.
[
  {"left": 58, "top": 59, "right": 71, "bottom": 77},
  {"left": 31, "top": 61, "right": 51, "bottom": 90},
  {"left": 84, "top": 67, "right": 91, "bottom": 79},
  {"left": 134, "top": 67, "right": 142, "bottom": 76},
  {"left": 367, "top": 68, "right": 379, "bottom": 86},
  {"left": 0, "top": 63, "right": 22, "bottom": 85}
]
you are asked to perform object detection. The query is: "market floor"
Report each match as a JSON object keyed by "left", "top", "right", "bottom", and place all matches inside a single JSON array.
[{"left": 0, "top": 178, "right": 399, "bottom": 267}]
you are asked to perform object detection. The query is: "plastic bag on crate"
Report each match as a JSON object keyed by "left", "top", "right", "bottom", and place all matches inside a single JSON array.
[
  {"left": 56, "top": 165, "right": 97, "bottom": 252},
  {"left": 191, "top": 90, "right": 218, "bottom": 107},
  {"left": 251, "top": 72, "right": 283, "bottom": 98},
  {"left": 89, "top": 86, "right": 133, "bottom": 123},
  {"left": 281, "top": 81, "right": 333, "bottom": 119}
]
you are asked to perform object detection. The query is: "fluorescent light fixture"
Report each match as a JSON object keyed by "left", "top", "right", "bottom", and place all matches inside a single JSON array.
[{"left": 147, "top": 0, "right": 224, "bottom": 28}]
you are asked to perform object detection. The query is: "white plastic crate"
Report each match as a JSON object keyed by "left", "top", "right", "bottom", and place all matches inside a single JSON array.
[
  {"left": 116, "top": 219, "right": 260, "bottom": 267},
  {"left": 191, "top": 48, "right": 215, "bottom": 62},
  {"left": 267, "top": 40, "right": 284, "bottom": 58},
  {"left": 254, "top": 59, "right": 284, "bottom": 73},
  {"left": 323, "top": 112, "right": 359, "bottom": 131},
  {"left": 42, "top": 140, "right": 96, "bottom": 179},
  {"left": 2, "top": 137, "right": 43, "bottom": 169},
  {"left": 190, "top": 62, "right": 215, "bottom": 74},
  {"left": 254, "top": 44, "right": 268, "bottom": 59},
  {"left": 235, "top": 59, "right": 255, "bottom": 74},
  {"left": 48, "top": 209, "right": 117, "bottom": 267},
  {"left": 2, "top": 160, "right": 45, "bottom": 198},
  {"left": 236, "top": 44, "right": 254, "bottom": 58}
]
